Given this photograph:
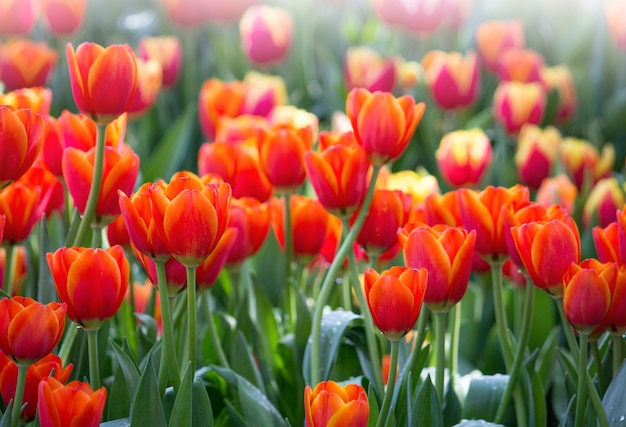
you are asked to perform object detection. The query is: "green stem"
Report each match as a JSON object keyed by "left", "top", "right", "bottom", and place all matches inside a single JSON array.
[
  {"left": 591, "top": 340, "right": 606, "bottom": 394},
  {"left": 435, "top": 311, "right": 447, "bottom": 404},
  {"left": 58, "top": 323, "right": 78, "bottom": 366},
  {"left": 11, "top": 364, "right": 28, "bottom": 427},
  {"left": 310, "top": 166, "right": 381, "bottom": 386},
  {"left": 87, "top": 329, "right": 101, "bottom": 390},
  {"left": 495, "top": 283, "right": 535, "bottom": 424},
  {"left": 3, "top": 244, "right": 16, "bottom": 296},
  {"left": 73, "top": 123, "right": 107, "bottom": 247},
  {"left": 556, "top": 297, "right": 580, "bottom": 366},
  {"left": 341, "top": 272, "right": 352, "bottom": 311},
  {"left": 283, "top": 192, "right": 294, "bottom": 330},
  {"left": 585, "top": 362, "right": 610, "bottom": 427},
  {"left": 186, "top": 266, "right": 198, "bottom": 374},
  {"left": 490, "top": 259, "right": 513, "bottom": 370},
  {"left": 64, "top": 208, "right": 80, "bottom": 247},
  {"left": 613, "top": 335, "right": 623, "bottom": 379},
  {"left": 202, "top": 291, "right": 230, "bottom": 369},
  {"left": 449, "top": 301, "right": 461, "bottom": 389},
  {"left": 91, "top": 226, "right": 102, "bottom": 248},
  {"left": 156, "top": 260, "right": 181, "bottom": 391},
  {"left": 574, "top": 334, "right": 588, "bottom": 427},
  {"left": 376, "top": 340, "right": 399, "bottom": 427},
  {"left": 347, "top": 241, "right": 383, "bottom": 399}
]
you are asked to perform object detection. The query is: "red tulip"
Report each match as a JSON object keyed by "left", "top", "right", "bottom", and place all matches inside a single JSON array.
[
  {"left": 355, "top": 189, "right": 408, "bottom": 257},
  {"left": 38, "top": 377, "right": 106, "bottom": 427},
  {"left": 226, "top": 197, "right": 271, "bottom": 267},
  {"left": 40, "top": 0, "right": 87, "bottom": 35},
  {"left": 304, "top": 381, "right": 369, "bottom": 427},
  {"left": 583, "top": 178, "right": 625, "bottom": 228},
  {"left": 422, "top": 50, "right": 481, "bottom": 110},
  {"left": 603, "top": 265, "right": 626, "bottom": 335},
  {"left": 137, "top": 36, "right": 183, "bottom": 88},
  {"left": 492, "top": 81, "right": 546, "bottom": 135},
  {"left": 514, "top": 125, "right": 561, "bottom": 189},
  {"left": 344, "top": 46, "right": 396, "bottom": 93},
  {"left": 593, "top": 208, "right": 626, "bottom": 266},
  {"left": 0, "top": 87, "right": 52, "bottom": 115},
  {"left": 0, "top": 38, "right": 55, "bottom": 89},
  {"left": 435, "top": 128, "right": 492, "bottom": 188},
  {"left": 0, "top": 180, "right": 50, "bottom": 244}
]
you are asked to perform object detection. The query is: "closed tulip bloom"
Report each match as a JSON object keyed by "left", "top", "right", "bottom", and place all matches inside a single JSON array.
[
  {"left": 535, "top": 174, "right": 578, "bottom": 215},
  {"left": 493, "top": 81, "right": 546, "bottom": 135},
  {"left": 541, "top": 65, "right": 577, "bottom": 123},
  {"left": 63, "top": 144, "right": 140, "bottom": 226},
  {"left": 583, "top": 178, "right": 626, "bottom": 228},
  {"left": 105, "top": 214, "right": 130, "bottom": 251},
  {"left": 215, "top": 114, "right": 269, "bottom": 144},
  {"left": 18, "top": 162, "right": 65, "bottom": 217},
  {"left": 58, "top": 111, "right": 127, "bottom": 154},
  {"left": 270, "top": 105, "right": 319, "bottom": 142},
  {"left": 382, "top": 169, "right": 439, "bottom": 205},
  {"left": 196, "top": 228, "right": 237, "bottom": 289},
  {"left": 0, "top": 106, "right": 44, "bottom": 189},
  {"left": 46, "top": 246, "right": 129, "bottom": 330},
  {"left": 346, "top": 88, "right": 426, "bottom": 166},
  {"left": 364, "top": 266, "right": 428, "bottom": 340},
  {"left": 560, "top": 138, "right": 614, "bottom": 189},
  {"left": 137, "top": 36, "right": 182, "bottom": 88},
  {"left": 344, "top": 46, "right": 397, "bottom": 93},
  {"left": 66, "top": 42, "right": 138, "bottom": 125},
  {"left": 475, "top": 20, "right": 525, "bottom": 72},
  {"left": 0, "top": 180, "right": 49, "bottom": 244},
  {"left": 38, "top": 377, "right": 106, "bottom": 427},
  {"left": 226, "top": 197, "right": 271, "bottom": 267},
  {"left": 0, "top": 87, "right": 52, "bottom": 115},
  {"left": 197, "top": 79, "right": 246, "bottom": 140},
  {"left": 240, "top": 5, "right": 293, "bottom": 67},
  {"left": 356, "top": 189, "right": 408, "bottom": 257},
  {"left": 125, "top": 58, "right": 163, "bottom": 120},
  {"left": 241, "top": 71, "right": 288, "bottom": 117},
  {"left": 511, "top": 215, "right": 581, "bottom": 296},
  {"left": 305, "top": 136, "right": 370, "bottom": 217},
  {"left": 593, "top": 208, "right": 626, "bottom": 265},
  {"left": 40, "top": 0, "right": 87, "bottom": 35},
  {"left": 496, "top": 48, "right": 545, "bottom": 84},
  {"left": 563, "top": 259, "right": 613, "bottom": 333},
  {"left": 0, "top": 0, "right": 37, "bottom": 35},
  {"left": 515, "top": 125, "right": 561, "bottom": 189},
  {"left": 0, "top": 297, "right": 66, "bottom": 365},
  {"left": 424, "top": 191, "right": 463, "bottom": 227},
  {"left": 150, "top": 172, "right": 232, "bottom": 267},
  {"left": 0, "top": 352, "right": 73, "bottom": 421},
  {"left": 371, "top": 0, "right": 456, "bottom": 34},
  {"left": 422, "top": 50, "right": 481, "bottom": 110},
  {"left": 304, "top": 381, "right": 369, "bottom": 427},
  {"left": 603, "top": 265, "right": 626, "bottom": 334},
  {"left": 399, "top": 224, "right": 476, "bottom": 313},
  {"left": 435, "top": 128, "right": 492, "bottom": 188}
]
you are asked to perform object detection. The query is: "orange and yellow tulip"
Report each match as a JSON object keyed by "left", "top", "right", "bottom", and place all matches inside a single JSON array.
[
  {"left": 496, "top": 48, "right": 545, "bottom": 84},
  {"left": 492, "top": 81, "right": 546, "bottom": 135},
  {"left": 422, "top": 50, "right": 481, "bottom": 110},
  {"left": 344, "top": 46, "right": 397, "bottom": 93},
  {"left": 137, "top": 36, "right": 183, "bottom": 88},
  {"left": 304, "top": 381, "right": 369, "bottom": 427},
  {"left": 435, "top": 128, "right": 492, "bottom": 188},
  {"left": 37, "top": 377, "right": 106, "bottom": 427},
  {"left": 583, "top": 177, "right": 626, "bottom": 228},
  {"left": 515, "top": 125, "right": 561, "bottom": 189},
  {"left": 0, "top": 87, "right": 52, "bottom": 115},
  {"left": 475, "top": 20, "right": 524, "bottom": 72},
  {"left": 46, "top": 246, "right": 129, "bottom": 330},
  {"left": 559, "top": 138, "right": 614, "bottom": 189},
  {"left": 593, "top": 207, "right": 626, "bottom": 266},
  {"left": 125, "top": 58, "right": 163, "bottom": 120},
  {"left": 226, "top": 197, "right": 271, "bottom": 267}
]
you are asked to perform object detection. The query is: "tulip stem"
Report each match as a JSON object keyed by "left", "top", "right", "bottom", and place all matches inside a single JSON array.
[
  {"left": 574, "top": 333, "right": 588, "bottom": 427},
  {"left": 449, "top": 301, "right": 461, "bottom": 389},
  {"left": 347, "top": 238, "right": 383, "bottom": 399},
  {"left": 591, "top": 340, "right": 606, "bottom": 393},
  {"left": 310, "top": 166, "right": 380, "bottom": 386},
  {"left": 186, "top": 266, "right": 198, "bottom": 374},
  {"left": 11, "top": 364, "right": 27, "bottom": 427},
  {"left": 495, "top": 283, "right": 535, "bottom": 424},
  {"left": 64, "top": 209, "right": 80, "bottom": 247},
  {"left": 73, "top": 123, "right": 107, "bottom": 247},
  {"left": 87, "top": 329, "right": 101, "bottom": 390},
  {"left": 156, "top": 260, "right": 181, "bottom": 392},
  {"left": 490, "top": 259, "right": 513, "bottom": 370},
  {"left": 202, "top": 291, "right": 230, "bottom": 369},
  {"left": 2, "top": 244, "right": 16, "bottom": 296},
  {"left": 59, "top": 323, "right": 78, "bottom": 366},
  {"left": 435, "top": 311, "right": 447, "bottom": 404},
  {"left": 376, "top": 340, "right": 399, "bottom": 427},
  {"left": 556, "top": 297, "right": 579, "bottom": 366},
  {"left": 91, "top": 226, "right": 102, "bottom": 248},
  {"left": 613, "top": 335, "right": 623, "bottom": 379},
  {"left": 283, "top": 192, "right": 294, "bottom": 330}
]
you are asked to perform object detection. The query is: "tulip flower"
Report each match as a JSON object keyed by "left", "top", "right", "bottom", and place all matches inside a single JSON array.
[
  {"left": 346, "top": 88, "right": 426, "bottom": 166},
  {"left": 46, "top": 246, "right": 129, "bottom": 330},
  {"left": 0, "top": 0, "right": 37, "bottom": 35},
  {"left": 0, "top": 106, "right": 44, "bottom": 189},
  {"left": 475, "top": 20, "right": 525, "bottom": 72},
  {"left": 66, "top": 42, "right": 138, "bottom": 125},
  {"left": 559, "top": 138, "right": 614, "bottom": 190},
  {"left": 602, "top": 265, "right": 626, "bottom": 335},
  {"left": 226, "top": 197, "right": 271, "bottom": 267},
  {"left": 435, "top": 128, "right": 493, "bottom": 188},
  {"left": 0, "top": 180, "right": 50, "bottom": 244},
  {"left": 371, "top": 0, "right": 456, "bottom": 33},
  {"left": 304, "top": 381, "right": 369, "bottom": 427},
  {"left": 0, "top": 87, "right": 52, "bottom": 115},
  {"left": 423, "top": 191, "right": 463, "bottom": 227},
  {"left": 305, "top": 134, "right": 370, "bottom": 217},
  {"left": 381, "top": 169, "right": 439, "bottom": 205},
  {"left": 19, "top": 163, "right": 65, "bottom": 217},
  {"left": 150, "top": 172, "right": 231, "bottom": 267},
  {"left": 515, "top": 125, "right": 561, "bottom": 189},
  {"left": 496, "top": 48, "right": 545, "bottom": 84},
  {"left": 58, "top": 111, "right": 127, "bottom": 153},
  {"left": 593, "top": 208, "right": 626, "bottom": 265},
  {"left": 422, "top": 50, "right": 481, "bottom": 110},
  {"left": 535, "top": 174, "right": 578, "bottom": 215},
  {"left": 562, "top": 259, "right": 613, "bottom": 333},
  {"left": 63, "top": 144, "right": 140, "bottom": 226},
  {"left": 399, "top": 224, "right": 476, "bottom": 312},
  {"left": 37, "top": 377, "right": 106, "bottom": 427},
  {"left": 541, "top": 65, "right": 577, "bottom": 123},
  {"left": 583, "top": 178, "right": 626, "bottom": 228},
  {"left": 0, "top": 297, "right": 66, "bottom": 365},
  {"left": 344, "top": 46, "right": 397, "bottom": 93},
  {"left": 355, "top": 189, "right": 408, "bottom": 257},
  {"left": 240, "top": 5, "right": 293, "bottom": 67},
  {"left": 0, "top": 352, "right": 73, "bottom": 421},
  {"left": 126, "top": 280, "right": 162, "bottom": 334},
  {"left": 197, "top": 79, "right": 247, "bottom": 140},
  {"left": 106, "top": 214, "right": 131, "bottom": 251},
  {"left": 241, "top": 71, "right": 288, "bottom": 117},
  {"left": 161, "top": 0, "right": 210, "bottom": 27},
  {"left": 270, "top": 105, "right": 319, "bottom": 142},
  {"left": 492, "top": 81, "right": 546, "bottom": 135},
  {"left": 125, "top": 58, "right": 163, "bottom": 120},
  {"left": 510, "top": 215, "right": 581, "bottom": 296},
  {"left": 40, "top": 0, "right": 87, "bottom": 35},
  {"left": 364, "top": 266, "right": 428, "bottom": 340},
  {"left": 606, "top": 0, "right": 626, "bottom": 50},
  {"left": 214, "top": 114, "right": 269, "bottom": 143},
  {"left": 137, "top": 36, "right": 183, "bottom": 88}
]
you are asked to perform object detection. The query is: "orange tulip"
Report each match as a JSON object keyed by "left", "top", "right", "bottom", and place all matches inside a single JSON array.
[
  {"left": 364, "top": 266, "right": 428, "bottom": 340},
  {"left": 510, "top": 215, "right": 581, "bottom": 297},
  {"left": 559, "top": 138, "right": 614, "bottom": 189},
  {"left": 46, "top": 246, "right": 129, "bottom": 330},
  {"left": 515, "top": 125, "right": 561, "bottom": 189},
  {"left": 562, "top": 259, "right": 613, "bottom": 333},
  {"left": 137, "top": 36, "right": 183, "bottom": 88},
  {"left": 0, "top": 296, "right": 66, "bottom": 365},
  {"left": 197, "top": 79, "right": 247, "bottom": 140},
  {"left": 593, "top": 208, "right": 626, "bottom": 265},
  {"left": 496, "top": 48, "right": 545, "bottom": 84},
  {"left": 125, "top": 58, "right": 163, "bottom": 120},
  {"left": 541, "top": 65, "right": 577, "bottom": 123},
  {"left": 0, "top": 0, "right": 37, "bottom": 35},
  {"left": 226, "top": 197, "right": 271, "bottom": 267},
  {"left": 0, "top": 106, "right": 44, "bottom": 189},
  {"left": 304, "top": 381, "right": 369, "bottom": 427},
  {"left": 62, "top": 144, "right": 140, "bottom": 225},
  {"left": 66, "top": 42, "right": 138, "bottom": 125},
  {"left": 18, "top": 162, "right": 65, "bottom": 217},
  {"left": 150, "top": 172, "right": 232, "bottom": 267},
  {"left": 435, "top": 128, "right": 493, "bottom": 188},
  {"left": 423, "top": 191, "right": 462, "bottom": 227},
  {"left": 583, "top": 177, "right": 625, "bottom": 228},
  {"left": 38, "top": 377, "right": 106, "bottom": 427},
  {"left": 399, "top": 224, "right": 476, "bottom": 313},
  {"left": 58, "top": 110, "right": 127, "bottom": 152},
  {"left": 355, "top": 189, "right": 408, "bottom": 257},
  {"left": 422, "top": 50, "right": 481, "bottom": 110},
  {"left": 305, "top": 134, "right": 370, "bottom": 217},
  {"left": 475, "top": 20, "right": 525, "bottom": 72},
  {"left": 0, "top": 352, "right": 72, "bottom": 421},
  {"left": 214, "top": 114, "right": 269, "bottom": 144},
  {"left": 346, "top": 88, "right": 426, "bottom": 166},
  {"left": 603, "top": 265, "right": 626, "bottom": 335},
  {"left": 344, "top": 46, "right": 397, "bottom": 93},
  {"left": 40, "top": 0, "right": 87, "bottom": 35},
  {"left": 239, "top": 5, "right": 293, "bottom": 67},
  {"left": 0, "top": 180, "right": 49, "bottom": 244},
  {"left": 492, "top": 81, "right": 546, "bottom": 135},
  {"left": 535, "top": 174, "right": 578, "bottom": 215},
  {"left": 0, "top": 87, "right": 52, "bottom": 115},
  {"left": 105, "top": 213, "right": 131, "bottom": 251}
]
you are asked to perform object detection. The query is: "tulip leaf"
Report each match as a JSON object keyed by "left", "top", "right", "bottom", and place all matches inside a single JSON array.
[
  {"left": 367, "top": 382, "right": 379, "bottom": 427},
  {"left": 530, "top": 372, "right": 547, "bottom": 427},
  {"left": 109, "top": 339, "right": 140, "bottom": 395},
  {"left": 302, "top": 309, "right": 363, "bottom": 384},
  {"left": 451, "top": 421, "right": 506, "bottom": 427},
  {"left": 108, "top": 364, "right": 133, "bottom": 420},
  {"left": 0, "top": 401, "right": 12, "bottom": 427},
  {"left": 37, "top": 216, "right": 57, "bottom": 304},
  {"left": 169, "top": 362, "right": 193, "bottom": 427},
  {"left": 130, "top": 356, "right": 167, "bottom": 427},
  {"left": 192, "top": 379, "right": 214, "bottom": 427},
  {"left": 230, "top": 331, "right": 265, "bottom": 393},
  {"left": 461, "top": 374, "right": 510, "bottom": 422},
  {"left": 602, "top": 360, "right": 626, "bottom": 424},
  {"left": 413, "top": 375, "right": 443, "bottom": 427},
  {"left": 443, "top": 381, "right": 462, "bottom": 427},
  {"left": 100, "top": 419, "right": 131, "bottom": 427}
]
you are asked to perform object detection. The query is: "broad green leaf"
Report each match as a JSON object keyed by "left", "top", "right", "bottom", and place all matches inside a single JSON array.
[
  {"left": 530, "top": 373, "right": 547, "bottom": 427},
  {"left": 533, "top": 327, "right": 559, "bottom": 381},
  {"left": 0, "top": 401, "right": 12, "bottom": 427},
  {"left": 462, "top": 375, "right": 510, "bottom": 422},
  {"left": 413, "top": 376, "right": 443, "bottom": 427},
  {"left": 224, "top": 400, "right": 248, "bottom": 427},
  {"left": 367, "top": 382, "right": 379, "bottom": 427},
  {"left": 192, "top": 379, "right": 214, "bottom": 427},
  {"left": 443, "top": 381, "right": 462, "bottom": 427},
  {"left": 230, "top": 331, "right": 265, "bottom": 393},
  {"left": 109, "top": 339, "right": 140, "bottom": 395},
  {"left": 169, "top": 362, "right": 193, "bottom": 427},
  {"left": 603, "top": 360, "right": 626, "bottom": 425},
  {"left": 107, "top": 364, "right": 132, "bottom": 420},
  {"left": 130, "top": 356, "right": 167, "bottom": 427}
]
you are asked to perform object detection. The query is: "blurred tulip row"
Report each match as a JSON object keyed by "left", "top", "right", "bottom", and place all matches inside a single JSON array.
[{"left": 0, "top": 0, "right": 625, "bottom": 426}]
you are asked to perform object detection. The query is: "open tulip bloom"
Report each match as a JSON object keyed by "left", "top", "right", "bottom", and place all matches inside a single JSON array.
[{"left": 1, "top": 2, "right": 625, "bottom": 427}]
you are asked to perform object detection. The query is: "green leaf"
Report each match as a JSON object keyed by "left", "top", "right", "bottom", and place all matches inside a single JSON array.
[
  {"left": 230, "top": 331, "right": 265, "bottom": 393},
  {"left": 109, "top": 339, "right": 140, "bottom": 395},
  {"left": 37, "top": 217, "right": 56, "bottom": 304},
  {"left": 130, "top": 356, "right": 167, "bottom": 427},
  {"left": 451, "top": 421, "right": 506, "bottom": 427},
  {"left": 303, "top": 309, "right": 363, "bottom": 384},
  {"left": 533, "top": 327, "right": 559, "bottom": 381},
  {"left": 192, "top": 379, "right": 214, "bottom": 427},
  {"left": 443, "top": 381, "right": 462, "bottom": 427},
  {"left": 100, "top": 419, "right": 131, "bottom": 427},
  {"left": 462, "top": 375, "right": 509, "bottom": 422},
  {"left": 530, "top": 373, "right": 547, "bottom": 427},
  {"left": 603, "top": 360, "right": 626, "bottom": 424},
  {"left": 169, "top": 362, "right": 193, "bottom": 427},
  {"left": 0, "top": 401, "right": 12, "bottom": 427},
  {"left": 107, "top": 364, "right": 133, "bottom": 420},
  {"left": 367, "top": 382, "right": 379, "bottom": 427},
  {"left": 413, "top": 376, "right": 443, "bottom": 427}
]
